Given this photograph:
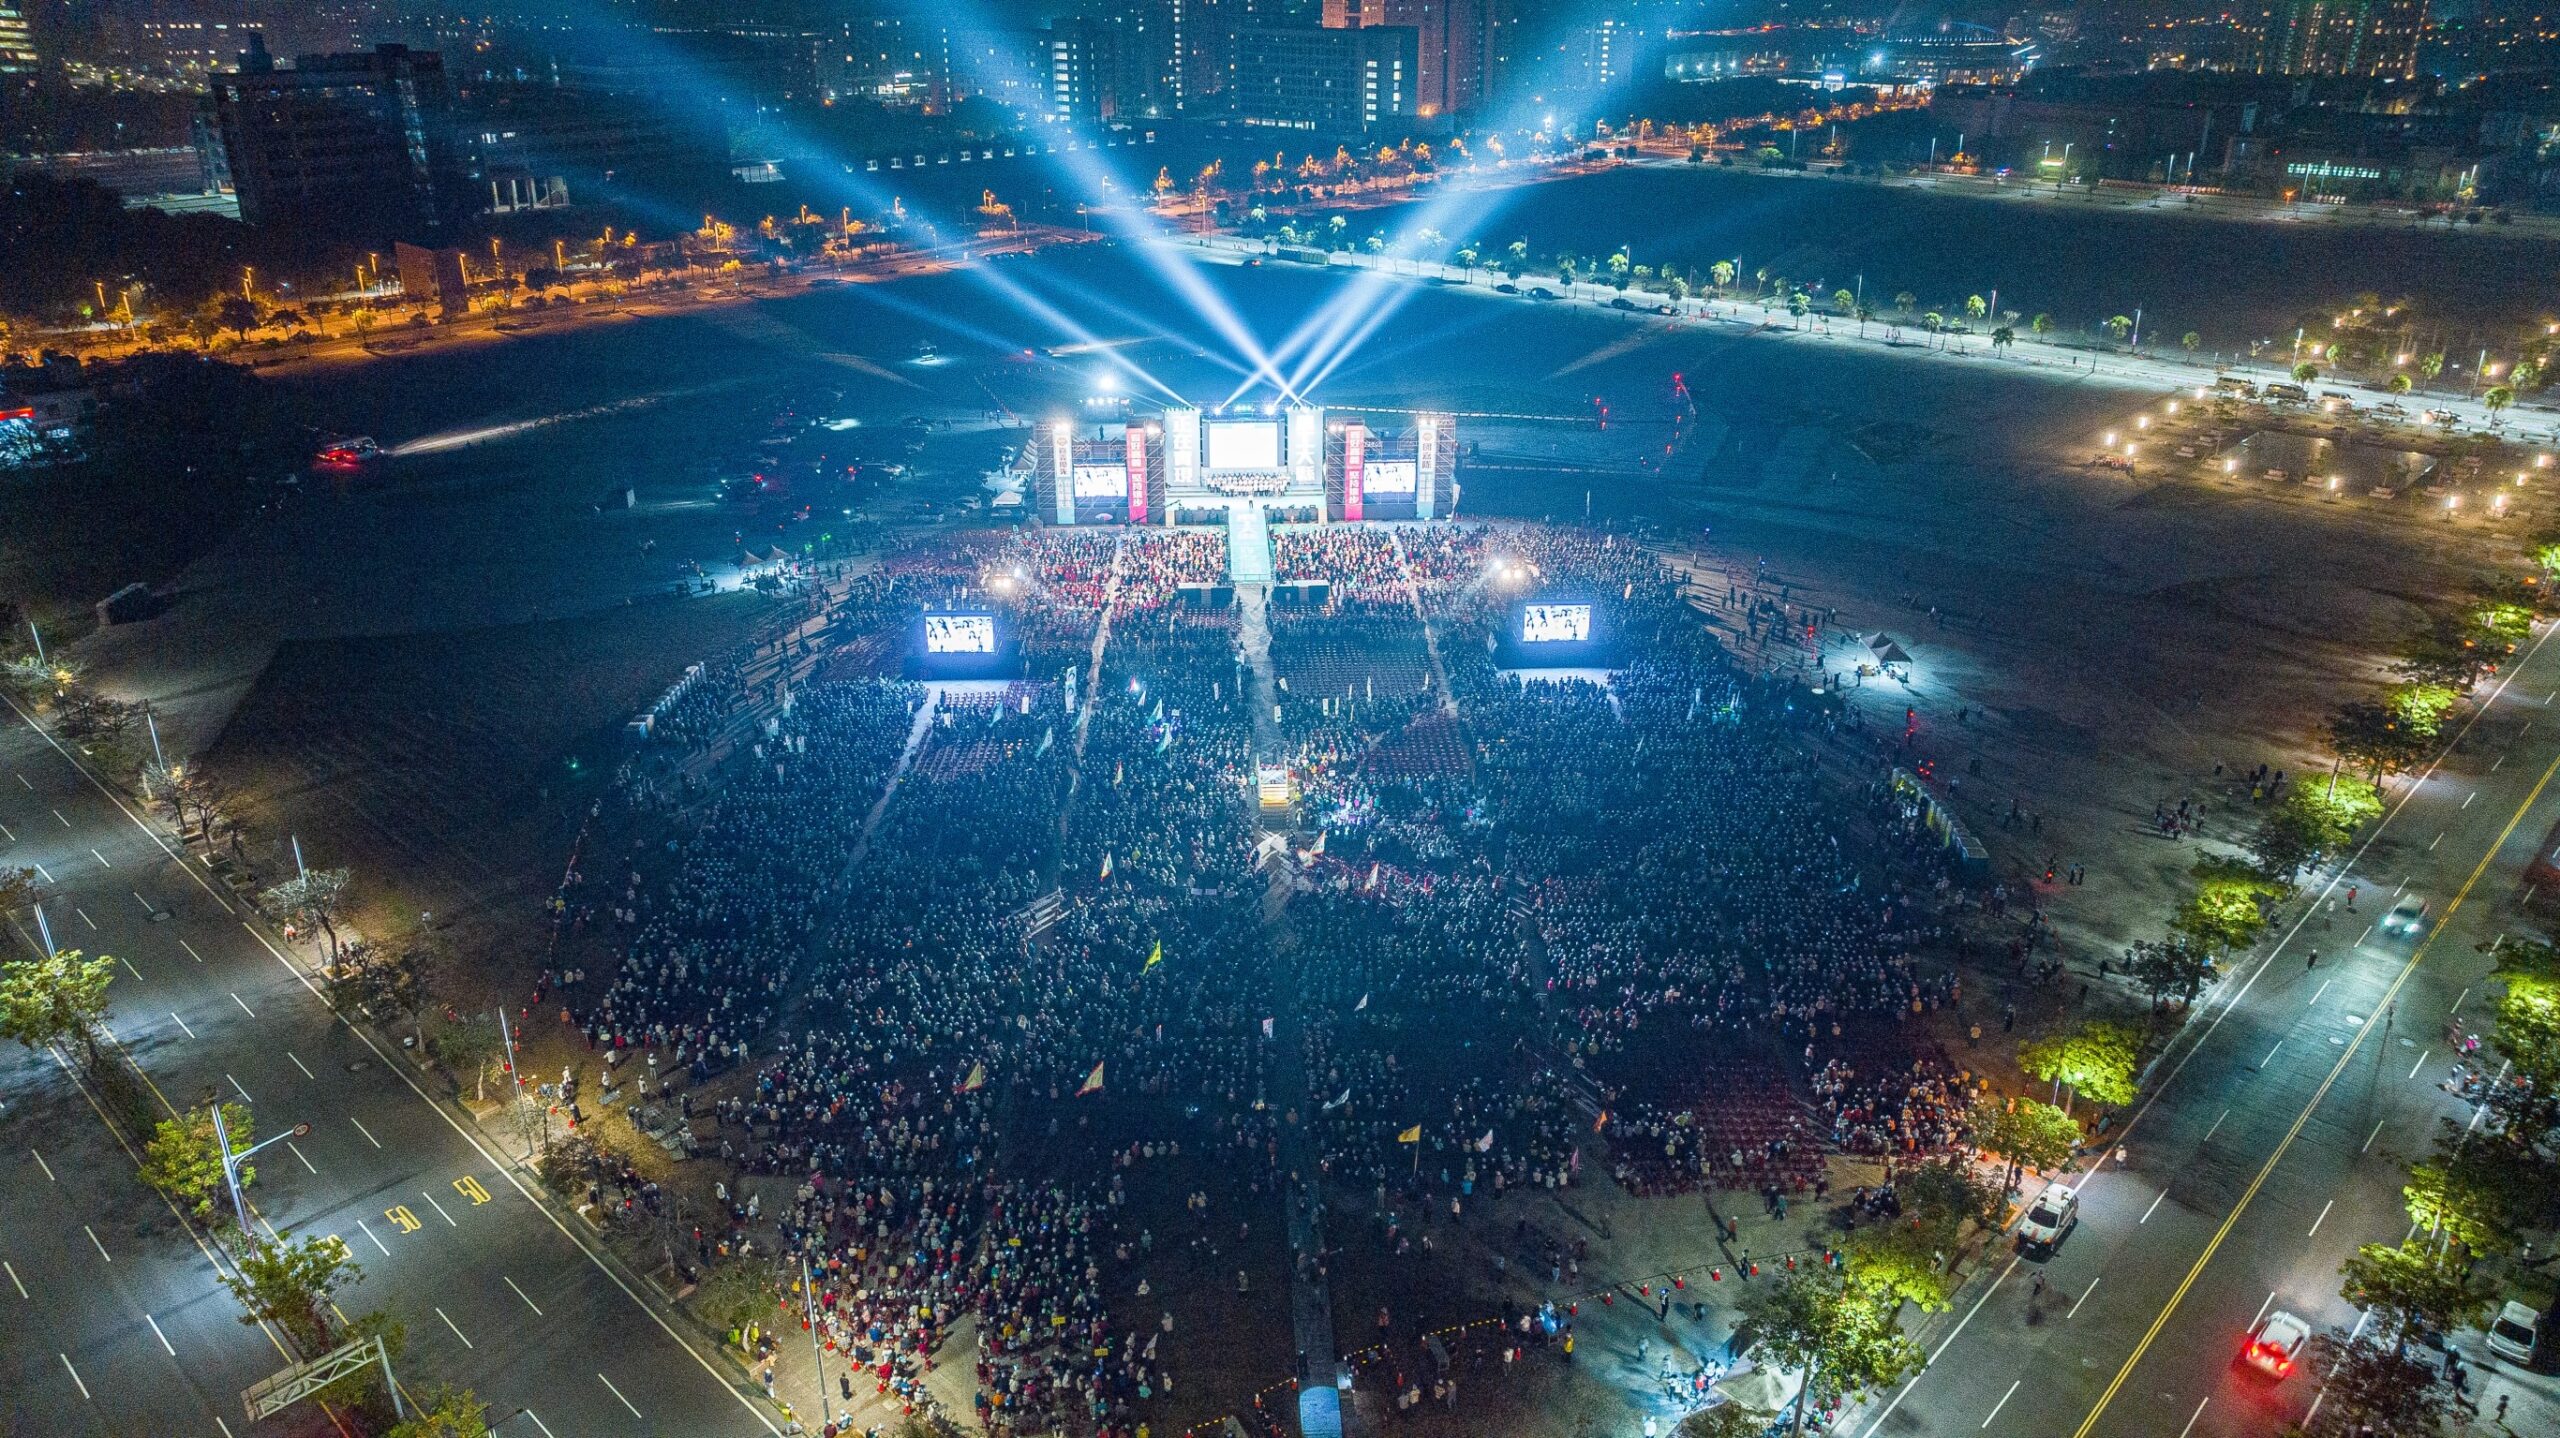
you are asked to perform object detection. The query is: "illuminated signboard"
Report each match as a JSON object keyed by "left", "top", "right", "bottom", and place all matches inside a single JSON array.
[
  {"left": 1205, "top": 420, "right": 1282, "bottom": 471},
  {"left": 1363, "top": 460, "right": 1417, "bottom": 493},
  {"left": 924, "top": 615, "right": 997, "bottom": 654},
  {"left": 1521, "top": 604, "right": 1592, "bottom": 643},
  {"left": 1072, "top": 464, "right": 1128, "bottom": 497}
]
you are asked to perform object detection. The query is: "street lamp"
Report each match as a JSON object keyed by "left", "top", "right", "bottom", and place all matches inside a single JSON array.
[{"left": 208, "top": 1105, "right": 312, "bottom": 1240}]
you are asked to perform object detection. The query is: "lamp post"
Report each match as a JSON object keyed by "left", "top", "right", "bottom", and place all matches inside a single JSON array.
[{"left": 209, "top": 1105, "right": 312, "bottom": 1241}]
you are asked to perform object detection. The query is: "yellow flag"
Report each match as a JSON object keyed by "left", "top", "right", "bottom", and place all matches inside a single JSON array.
[
  {"left": 959, "top": 1061, "right": 986, "bottom": 1093},
  {"left": 1077, "top": 1061, "right": 1105, "bottom": 1096},
  {"left": 1397, "top": 1125, "right": 1421, "bottom": 1144},
  {"left": 1145, "top": 940, "right": 1162, "bottom": 971}
]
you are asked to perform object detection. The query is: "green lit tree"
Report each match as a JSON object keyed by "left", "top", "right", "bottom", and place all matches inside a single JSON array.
[
  {"left": 220, "top": 1231, "right": 360, "bottom": 1352},
  {"left": 142, "top": 1101, "right": 255, "bottom": 1222},
  {"left": 1742, "top": 1267, "right": 1923, "bottom": 1435},
  {"left": 0, "top": 948, "right": 117, "bottom": 1072},
  {"left": 2018, "top": 1022, "right": 2139, "bottom": 1112},
  {"left": 1967, "top": 1094, "right": 2079, "bottom": 1193},
  {"left": 262, "top": 867, "right": 352, "bottom": 961},
  {"left": 2338, "top": 1240, "right": 2492, "bottom": 1349}
]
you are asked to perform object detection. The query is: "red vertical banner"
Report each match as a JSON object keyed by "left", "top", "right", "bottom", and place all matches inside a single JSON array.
[
  {"left": 1124, "top": 423, "right": 1148, "bottom": 525},
  {"left": 1342, "top": 422, "right": 1365, "bottom": 522}
]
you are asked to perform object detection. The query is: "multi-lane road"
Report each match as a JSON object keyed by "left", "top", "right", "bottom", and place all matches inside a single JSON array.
[
  {"left": 0, "top": 696, "right": 777, "bottom": 1437},
  {"left": 1861, "top": 624, "right": 2560, "bottom": 1438}
]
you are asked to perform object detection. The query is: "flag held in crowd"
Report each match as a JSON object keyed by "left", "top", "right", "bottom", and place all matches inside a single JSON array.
[
  {"left": 1077, "top": 1062, "right": 1105, "bottom": 1097},
  {"left": 1396, "top": 1125, "right": 1422, "bottom": 1144},
  {"left": 958, "top": 1061, "right": 986, "bottom": 1093}
]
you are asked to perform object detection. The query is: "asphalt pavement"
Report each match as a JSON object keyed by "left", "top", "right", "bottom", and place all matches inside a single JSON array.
[
  {"left": 0, "top": 695, "right": 780, "bottom": 1438},
  {"left": 1857, "top": 624, "right": 2560, "bottom": 1438}
]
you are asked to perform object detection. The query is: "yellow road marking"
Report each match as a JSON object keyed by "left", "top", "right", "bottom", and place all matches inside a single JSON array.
[
  {"left": 385, "top": 1204, "right": 422, "bottom": 1235},
  {"left": 2069, "top": 750, "right": 2560, "bottom": 1438},
  {"left": 455, "top": 1175, "right": 492, "bottom": 1206}
]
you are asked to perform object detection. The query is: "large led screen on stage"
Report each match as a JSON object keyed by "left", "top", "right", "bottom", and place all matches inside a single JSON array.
[
  {"left": 1521, "top": 604, "right": 1592, "bottom": 644},
  {"left": 924, "top": 615, "right": 997, "bottom": 654},
  {"left": 1362, "top": 461, "right": 1417, "bottom": 493},
  {"left": 1205, "top": 420, "right": 1282, "bottom": 471},
  {"left": 1072, "top": 464, "right": 1128, "bottom": 497}
]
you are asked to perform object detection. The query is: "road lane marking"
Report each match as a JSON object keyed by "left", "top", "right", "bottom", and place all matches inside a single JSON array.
[
  {"left": 2409, "top": 1047, "right": 2432, "bottom": 1080},
  {"left": 2308, "top": 1199, "right": 2335, "bottom": 1237},
  {"left": 421, "top": 1190, "right": 458, "bottom": 1226},
  {"left": 287, "top": 1141, "right": 316, "bottom": 1174},
  {"left": 0, "top": 819, "right": 12, "bottom": 840},
  {"left": 230, "top": 992, "right": 255, "bottom": 1017},
  {"left": 2463, "top": 790, "right": 2477, "bottom": 808},
  {"left": 52, "top": 808, "right": 69, "bottom": 826},
  {"left": 2363, "top": 1118, "right": 2385, "bottom": 1153},
  {"left": 84, "top": 1225, "right": 110, "bottom": 1262},
  {"left": 228, "top": 1074, "right": 254, "bottom": 1105},
  {"left": 130, "top": 890, "right": 154, "bottom": 914},
  {"left": 2140, "top": 1189, "right": 2167, "bottom": 1223},
  {"left": 2068, "top": 1277, "right": 2099, "bottom": 1318},
  {"left": 30, "top": 1149, "right": 54, "bottom": 1181},
  {"left": 0, "top": 690, "right": 233, "bottom": 912},
  {"left": 90, "top": 848, "right": 110, "bottom": 867},
  {"left": 3, "top": 1261, "right": 25, "bottom": 1297},
  {"left": 505, "top": 1275, "right": 544, "bottom": 1315},
  {"left": 2068, "top": 750, "right": 2560, "bottom": 1438},
  {"left": 30, "top": 862, "right": 47, "bottom": 882},
  {"left": 2309, "top": 979, "right": 2331, "bottom": 1006},
  {"left": 170, "top": 1012, "right": 195, "bottom": 1038},
  {"left": 287, "top": 1051, "right": 315, "bottom": 1080},
  {"left": 2259, "top": 1039, "right": 2283, "bottom": 1069},
  {"left": 60, "top": 1354, "right": 89, "bottom": 1400},
  {"left": 227, "top": 917, "right": 783, "bottom": 1435},
  {"left": 351, "top": 1116, "right": 382, "bottom": 1148},
  {"left": 12, "top": 774, "right": 23, "bottom": 788},
  {"left": 455, "top": 1175, "right": 492, "bottom": 1206},
  {"left": 524, "top": 1412, "right": 556, "bottom": 1437},
  {"left": 435, "top": 1306, "right": 474, "bottom": 1349},
  {"left": 2250, "top": 1290, "right": 2278, "bottom": 1329},
  {"left": 75, "top": 907, "right": 94, "bottom": 930},
  {"left": 356, "top": 1219, "right": 391, "bottom": 1256},
  {"left": 2430, "top": 832, "right": 2445, "bottom": 851},
  {"left": 599, "top": 1374, "right": 642, "bottom": 1418},
  {"left": 2175, "top": 1398, "right": 2209, "bottom": 1438},
  {"left": 2203, "top": 1108, "right": 2228, "bottom": 1140},
  {"left": 1860, "top": 1255, "right": 2021, "bottom": 1436},
  {"left": 385, "top": 1205, "right": 422, "bottom": 1235},
  {"left": 2451, "top": 986, "right": 2471, "bottom": 1016},
  {"left": 145, "top": 1313, "right": 175, "bottom": 1355},
  {"left": 1982, "top": 1380, "right": 2022, "bottom": 1429},
  {"left": 118, "top": 955, "right": 144, "bottom": 982},
  {"left": 179, "top": 939, "right": 203, "bottom": 963},
  {"left": 2494, "top": 754, "right": 2507, "bottom": 771}
]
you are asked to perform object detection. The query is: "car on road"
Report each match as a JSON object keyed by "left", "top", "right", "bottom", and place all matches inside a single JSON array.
[
  {"left": 1529, "top": 287, "right": 1559, "bottom": 301},
  {"left": 1609, "top": 297, "right": 1639, "bottom": 311},
  {"left": 2384, "top": 896, "right": 2431, "bottom": 935},
  {"left": 1654, "top": 303, "right": 1681, "bottom": 316},
  {"left": 1494, "top": 283, "right": 1520, "bottom": 294},
  {"left": 2016, "top": 1181, "right": 2077, "bottom": 1252},
  {"left": 2486, "top": 1301, "right": 2542, "bottom": 1364},
  {"left": 2242, "top": 1310, "right": 2312, "bottom": 1378}
]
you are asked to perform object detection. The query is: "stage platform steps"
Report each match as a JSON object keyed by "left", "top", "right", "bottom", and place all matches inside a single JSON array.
[{"left": 1226, "top": 505, "right": 1274, "bottom": 584}]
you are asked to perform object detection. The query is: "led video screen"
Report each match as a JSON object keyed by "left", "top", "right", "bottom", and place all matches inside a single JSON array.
[
  {"left": 1072, "top": 464, "right": 1128, "bottom": 497},
  {"left": 1362, "top": 461, "right": 1417, "bottom": 493},
  {"left": 1205, "top": 420, "right": 1282, "bottom": 471},
  {"left": 924, "top": 615, "right": 997, "bottom": 654},
  {"left": 1521, "top": 604, "right": 1592, "bottom": 644}
]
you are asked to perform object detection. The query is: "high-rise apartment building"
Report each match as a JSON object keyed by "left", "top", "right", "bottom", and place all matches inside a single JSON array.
[
  {"left": 2249, "top": 0, "right": 2426, "bottom": 76},
  {"left": 1225, "top": 20, "right": 1413, "bottom": 129},
  {"left": 208, "top": 37, "right": 471, "bottom": 240},
  {"left": 1323, "top": 0, "right": 1484, "bottom": 116},
  {"left": 0, "top": 2, "right": 39, "bottom": 73}
]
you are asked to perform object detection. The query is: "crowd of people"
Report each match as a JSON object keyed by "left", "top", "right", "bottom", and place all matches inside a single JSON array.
[{"left": 541, "top": 515, "right": 1980, "bottom": 1434}]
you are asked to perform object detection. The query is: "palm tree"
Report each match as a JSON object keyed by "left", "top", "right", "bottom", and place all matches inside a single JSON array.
[
  {"left": 1710, "top": 259, "right": 1735, "bottom": 293},
  {"left": 2486, "top": 384, "right": 2516, "bottom": 424},
  {"left": 2030, "top": 313, "right": 2053, "bottom": 337},
  {"left": 1832, "top": 288, "right": 1856, "bottom": 318},
  {"left": 1893, "top": 290, "right": 1917, "bottom": 316},
  {"left": 1991, "top": 325, "right": 2015, "bottom": 351},
  {"left": 2387, "top": 373, "right": 2414, "bottom": 395},
  {"left": 2293, "top": 362, "right": 2320, "bottom": 384},
  {"left": 1965, "top": 294, "right": 1988, "bottom": 326},
  {"left": 2180, "top": 331, "right": 2200, "bottom": 354},
  {"left": 1326, "top": 214, "right": 1348, "bottom": 250},
  {"left": 1787, "top": 290, "right": 1809, "bottom": 327},
  {"left": 2105, "top": 315, "right": 2134, "bottom": 344},
  {"left": 2420, "top": 351, "right": 2445, "bottom": 387},
  {"left": 1454, "top": 246, "right": 1479, "bottom": 278}
]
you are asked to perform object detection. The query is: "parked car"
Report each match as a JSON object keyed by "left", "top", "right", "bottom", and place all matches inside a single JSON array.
[
  {"left": 2016, "top": 1181, "right": 2078, "bottom": 1252},
  {"left": 2486, "top": 1301, "right": 2542, "bottom": 1364}
]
